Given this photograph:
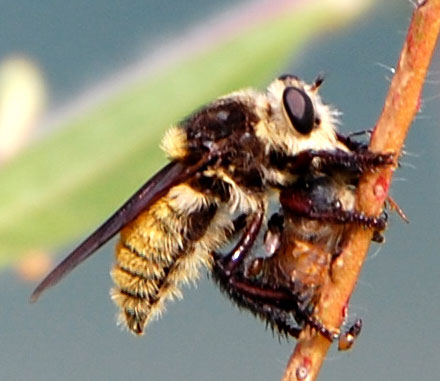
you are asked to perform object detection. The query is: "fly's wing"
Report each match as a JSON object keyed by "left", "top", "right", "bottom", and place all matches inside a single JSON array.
[{"left": 30, "top": 157, "right": 209, "bottom": 302}]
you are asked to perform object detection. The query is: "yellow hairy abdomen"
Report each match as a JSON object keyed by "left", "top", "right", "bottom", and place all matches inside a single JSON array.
[{"left": 110, "top": 185, "right": 232, "bottom": 335}]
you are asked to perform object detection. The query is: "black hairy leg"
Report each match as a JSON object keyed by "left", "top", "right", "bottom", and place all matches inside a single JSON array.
[
  {"left": 297, "top": 149, "right": 393, "bottom": 173},
  {"left": 211, "top": 208, "right": 308, "bottom": 338},
  {"left": 327, "top": 148, "right": 393, "bottom": 172},
  {"left": 211, "top": 256, "right": 337, "bottom": 341},
  {"left": 212, "top": 262, "right": 303, "bottom": 338},
  {"left": 280, "top": 187, "right": 387, "bottom": 231},
  {"left": 212, "top": 208, "right": 264, "bottom": 276}
]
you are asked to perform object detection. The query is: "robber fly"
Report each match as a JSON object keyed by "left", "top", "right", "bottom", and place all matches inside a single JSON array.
[{"left": 31, "top": 75, "right": 391, "bottom": 335}]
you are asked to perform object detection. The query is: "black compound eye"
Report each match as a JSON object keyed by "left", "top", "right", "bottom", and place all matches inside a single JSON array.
[{"left": 282, "top": 87, "right": 315, "bottom": 135}]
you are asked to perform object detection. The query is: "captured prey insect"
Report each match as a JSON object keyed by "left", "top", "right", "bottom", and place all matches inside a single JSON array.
[
  {"left": 31, "top": 74, "right": 392, "bottom": 336},
  {"left": 212, "top": 157, "right": 389, "bottom": 341}
]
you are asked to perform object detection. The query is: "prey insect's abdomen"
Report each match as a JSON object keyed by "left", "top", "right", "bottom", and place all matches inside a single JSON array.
[{"left": 110, "top": 183, "right": 232, "bottom": 335}]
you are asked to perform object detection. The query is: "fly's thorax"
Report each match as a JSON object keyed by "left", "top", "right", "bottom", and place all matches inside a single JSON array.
[
  {"left": 163, "top": 90, "right": 272, "bottom": 185},
  {"left": 182, "top": 92, "right": 264, "bottom": 155}
]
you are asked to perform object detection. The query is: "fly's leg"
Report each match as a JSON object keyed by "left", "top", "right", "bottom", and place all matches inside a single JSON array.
[
  {"left": 280, "top": 188, "right": 387, "bottom": 231},
  {"left": 286, "top": 149, "right": 394, "bottom": 174},
  {"left": 212, "top": 209, "right": 264, "bottom": 276}
]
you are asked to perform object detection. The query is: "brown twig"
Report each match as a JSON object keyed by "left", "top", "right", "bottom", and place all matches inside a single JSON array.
[{"left": 282, "top": 1, "right": 440, "bottom": 380}]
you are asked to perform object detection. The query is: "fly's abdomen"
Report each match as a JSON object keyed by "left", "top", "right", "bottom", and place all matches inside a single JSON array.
[{"left": 110, "top": 184, "right": 232, "bottom": 335}]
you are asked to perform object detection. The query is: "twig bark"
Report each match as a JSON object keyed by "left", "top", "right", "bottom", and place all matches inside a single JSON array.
[{"left": 282, "top": 1, "right": 440, "bottom": 380}]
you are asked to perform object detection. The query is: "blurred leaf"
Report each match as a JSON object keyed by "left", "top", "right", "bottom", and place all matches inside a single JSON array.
[{"left": 0, "top": 0, "right": 374, "bottom": 266}]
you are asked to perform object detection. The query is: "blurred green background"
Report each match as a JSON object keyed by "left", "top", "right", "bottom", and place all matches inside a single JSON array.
[{"left": 0, "top": 0, "right": 439, "bottom": 380}]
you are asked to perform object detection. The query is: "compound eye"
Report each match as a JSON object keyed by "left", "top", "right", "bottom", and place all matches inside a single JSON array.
[{"left": 282, "top": 87, "right": 315, "bottom": 135}]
